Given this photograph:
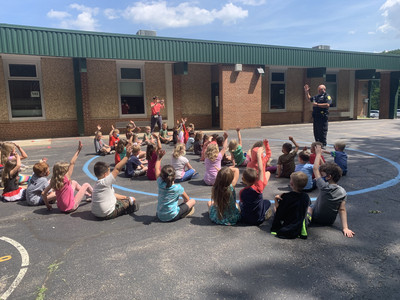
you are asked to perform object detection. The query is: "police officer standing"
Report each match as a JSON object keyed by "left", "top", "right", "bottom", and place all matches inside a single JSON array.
[{"left": 304, "top": 84, "right": 332, "bottom": 147}]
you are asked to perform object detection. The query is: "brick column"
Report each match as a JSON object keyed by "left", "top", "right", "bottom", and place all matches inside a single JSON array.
[
  {"left": 80, "top": 72, "right": 91, "bottom": 135},
  {"left": 219, "top": 65, "right": 262, "bottom": 130}
]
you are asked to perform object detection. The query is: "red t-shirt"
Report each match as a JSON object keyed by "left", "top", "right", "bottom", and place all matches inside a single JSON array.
[
  {"left": 151, "top": 102, "right": 164, "bottom": 116},
  {"left": 109, "top": 135, "right": 120, "bottom": 148}
]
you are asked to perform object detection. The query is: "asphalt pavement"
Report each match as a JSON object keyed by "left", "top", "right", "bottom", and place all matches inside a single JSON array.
[{"left": 1, "top": 119, "right": 400, "bottom": 299}]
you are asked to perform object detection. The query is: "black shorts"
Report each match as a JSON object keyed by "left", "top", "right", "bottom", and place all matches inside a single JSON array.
[{"left": 170, "top": 203, "right": 190, "bottom": 221}]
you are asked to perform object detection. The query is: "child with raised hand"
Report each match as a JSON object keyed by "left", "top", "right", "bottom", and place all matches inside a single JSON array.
[
  {"left": 323, "top": 140, "right": 348, "bottom": 176},
  {"left": 308, "top": 142, "right": 326, "bottom": 165},
  {"left": 1, "top": 142, "right": 31, "bottom": 184},
  {"left": 155, "top": 149, "right": 196, "bottom": 222},
  {"left": 208, "top": 166, "right": 241, "bottom": 225},
  {"left": 229, "top": 128, "right": 249, "bottom": 167},
  {"left": 295, "top": 150, "right": 315, "bottom": 192},
  {"left": 1, "top": 153, "right": 28, "bottom": 201},
  {"left": 204, "top": 132, "right": 229, "bottom": 186},
  {"left": 308, "top": 145, "right": 355, "bottom": 238},
  {"left": 42, "top": 141, "right": 93, "bottom": 213},
  {"left": 91, "top": 145, "right": 139, "bottom": 220},
  {"left": 276, "top": 136, "right": 299, "bottom": 178},
  {"left": 126, "top": 120, "right": 141, "bottom": 140},
  {"left": 171, "top": 143, "right": 198, "bottom": 182},
  {"left": 271, "top": 171, "right": 311, "bottom": 239},
  {"left": 109, "top": 125, "right": 120, "bottom": 151},
  {"left": 26, "top": 160, "right": 56, "bottom": 206},
  {"left": 146, "top": 133, "right": 162, "bottom": 180},
  {"left": 247, "top": 139, "right": 272, "bottom": 185},
  {"left": 239, "top": 147, "right": 272, "bottom": 225}
]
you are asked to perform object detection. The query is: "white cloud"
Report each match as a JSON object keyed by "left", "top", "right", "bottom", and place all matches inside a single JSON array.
[
  {"left": 123, "top": 1, "right": 248, "bottom": 28},
  {"left": 234, "top": 0, "right": 266, "bottom": 6},
  {"left": 378, "top": 0, "right": 400, "bottom": 36},
  {"left": 104, "top": 8, "right": 120, "bottom": 20},
  {"left": 348, "top": 30, "right": 356, "bottom": 35},
  {"left": 47, "top": 9, "right": 71, "bottom": 19},
  {"left": 46, "top": 3, "right": 99, "bottom": 31}
]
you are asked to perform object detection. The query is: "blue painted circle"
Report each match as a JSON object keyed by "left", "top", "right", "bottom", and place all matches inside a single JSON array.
[{"left": 83, "top": 142, "right": 400, "bottom": 202}]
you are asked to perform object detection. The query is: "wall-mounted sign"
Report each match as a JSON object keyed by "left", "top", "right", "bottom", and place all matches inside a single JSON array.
[{"left": 31, "top": 91, "right": 40, "bottom": 97}]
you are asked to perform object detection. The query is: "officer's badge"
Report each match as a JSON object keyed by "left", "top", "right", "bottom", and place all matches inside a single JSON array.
[{"left": 327, "top": 96, "right": 331, "bottom": 100}]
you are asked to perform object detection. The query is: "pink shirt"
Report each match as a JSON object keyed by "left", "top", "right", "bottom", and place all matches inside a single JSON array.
[
  {"left": 55, "top": 176, "right": 75, "bottom": 212},
  {"left": 203, "top": 152, "right": 223, "bottom": 186},
  {"left": 147, "top": 152, "right": 158, "bottom": 180}
]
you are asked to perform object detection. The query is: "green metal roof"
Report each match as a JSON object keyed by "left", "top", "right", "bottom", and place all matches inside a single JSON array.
[{"left": 1, "top": 23, "right": 400, "bottom": 71}]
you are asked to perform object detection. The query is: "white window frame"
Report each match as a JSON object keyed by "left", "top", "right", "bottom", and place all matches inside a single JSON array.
[
  {"left": 117, "top": 61, "right": 147, "bottom": 118},
  {"left": 2, "top": 55, "right": 45, "bottom": 120},
  {"left": 269, "top": 69, "right": 287, "bottom": 111},
  {"left": 325, "top": 71, "right": 338, "bottom": 109}
]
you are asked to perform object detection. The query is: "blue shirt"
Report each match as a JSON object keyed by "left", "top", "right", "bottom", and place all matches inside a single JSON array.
[
  {"left": 295, "top": 163, "right": 314, "bottom": 190},
  {"left": 331, "top": 151, "right": 347, "bottom": 175},
  {"left": 125, "top": 156, "right": 141, "bottom": 177},
  {"left": 157, "top": 177, "right": 184, "bottom": 222}
]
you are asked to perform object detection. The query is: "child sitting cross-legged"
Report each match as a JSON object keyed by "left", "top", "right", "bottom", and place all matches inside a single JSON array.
[
  {"left": 247, "top": 139, "right": 272, "bottom": 185},
  {"left": 271, "top": 171, "right": 311, "bottom": 239},
  {"left": 94, "top": 128, "right": 111, "bottom": 155},
  {"left": 155, "top": 149, "right": 196, "bottom": 222},
  {"left": 125, "top": 144, "right": 148, "bottom": 178},
  {"left": 207, "top": 166, "right": 241, "bottom": 225},
  {"left": 294, "top": 150, "right": 315, "bottom": 192},
  {"left": 308, "top": 145, "right": 355, "bottom": 238},
  {"left": 91, "top": 145, "right": 139, "bottom": 220},
  {"left": 171, "top": 143, "right": 198, "bottom": 183},
  {"left": 239, "top": 147, "right": 273, "bottom": 225},
  {"left": 26, "top": 160, "right": 56, "bottom": 206},
  {"left": 159, "top": 122, "right": 172, "bottom": 144}
]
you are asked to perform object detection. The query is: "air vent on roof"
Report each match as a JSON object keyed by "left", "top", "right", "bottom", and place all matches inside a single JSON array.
[
  {"left": 312, "top": 45, "right": 330, "bottom": 50},
  {"left": 136, "top": 30, "right": 157, "bottom": 36}
]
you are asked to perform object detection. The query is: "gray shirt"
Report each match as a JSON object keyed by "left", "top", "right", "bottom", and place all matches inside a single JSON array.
[
  {"left": 91, "top": 173, "right": 116, "bottom": 217},
  {"left": 312, "top": 177, "right": 347, "bottom": 225},
  {"left": 26, "top": 174, "right": 49, "bottom": 206}
]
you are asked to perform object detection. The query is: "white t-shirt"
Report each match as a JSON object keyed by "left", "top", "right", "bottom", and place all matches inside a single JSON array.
[
  {"left": 171, "top": 155, "right": 189, "bottom": 180},
  {"left": 91, "top": 173, "right": 116, "bottom": 217}
]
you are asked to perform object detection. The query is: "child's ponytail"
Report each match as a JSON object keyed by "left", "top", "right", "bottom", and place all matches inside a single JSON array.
[{"left": 160, "top": 165, "right": 176, "bottom": 188}]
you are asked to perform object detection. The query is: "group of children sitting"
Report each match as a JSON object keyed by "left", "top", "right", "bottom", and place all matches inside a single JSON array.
[{"left": 0, "top": 119, "right": 353, "bottom": 239}]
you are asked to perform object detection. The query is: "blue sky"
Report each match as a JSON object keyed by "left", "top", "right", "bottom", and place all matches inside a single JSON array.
[{"left": 1, "top": 0, "right": 400, "bottom": 53}]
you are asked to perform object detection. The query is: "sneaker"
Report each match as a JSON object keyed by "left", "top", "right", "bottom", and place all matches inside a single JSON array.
[
  {"left": 306, "top": 212, "right": 312, "bottom": 226},
  {"left": 110, "top": 150, "right": 116, "bottom": 154},
  {"left": 265, "top": 207, "right": 273, "bottom": 220},
  {"left": 85, "top": 196, "right": 92, "bottom": 202},
  {"left": 132, "top": 202, "right": 140, "bottom": 212},
  {"left": 191, "top": 172, "right": 199, "bottom": 179}
]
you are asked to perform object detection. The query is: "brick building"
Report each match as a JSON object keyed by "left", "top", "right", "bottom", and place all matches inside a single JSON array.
[{"left": 1, "top": 24, "right": 399, "bottom": 140}]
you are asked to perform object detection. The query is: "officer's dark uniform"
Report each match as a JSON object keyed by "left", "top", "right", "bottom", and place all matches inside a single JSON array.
[{"left": 310, "top": 92, "right": 332, "bottom": 146}]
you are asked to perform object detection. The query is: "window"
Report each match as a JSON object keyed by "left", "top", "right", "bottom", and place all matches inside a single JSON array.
[
  {"left": 117, "top": 64, "right": 145, "bottom": 116},
  {"left": 325, "top": 73, "right": 337, "bottom": 108},
  {"left": 3, "top": 59, "right": 44, "bottom": 118},
  {"left": 270, "top": 71, "right": 286, "bottom": 110}
]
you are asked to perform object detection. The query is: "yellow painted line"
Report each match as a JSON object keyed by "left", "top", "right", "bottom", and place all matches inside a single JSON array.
[{"left": 0, "top": 255, "right": 12, "bottom": 262}]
